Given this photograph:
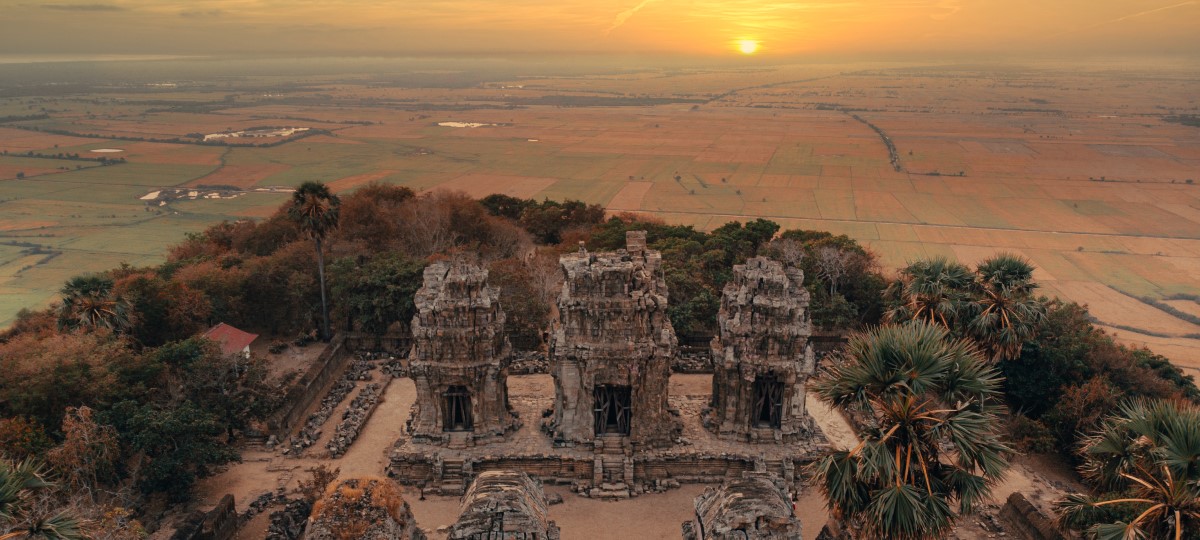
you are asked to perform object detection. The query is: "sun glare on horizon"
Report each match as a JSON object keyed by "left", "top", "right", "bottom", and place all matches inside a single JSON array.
[{"left": 737, "top": 40, "right": 759, "bottom": 55}]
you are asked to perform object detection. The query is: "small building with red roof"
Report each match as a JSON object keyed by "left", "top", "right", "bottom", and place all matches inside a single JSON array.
[{"left": 203, "top": 323, "right": 259, "bottom": 358}]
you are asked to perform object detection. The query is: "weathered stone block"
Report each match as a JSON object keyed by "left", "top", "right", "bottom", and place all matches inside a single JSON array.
[
  {"left": 449, "top": 470, "right": 560, "bottom": 540},
  {"left": 683, "top": 474, "right": 802, "bottom": 539}
]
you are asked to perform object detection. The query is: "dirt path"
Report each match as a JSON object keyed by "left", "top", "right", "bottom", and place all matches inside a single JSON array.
[{"left": 337, "top": 377, "right": 414, "bottom": 477}]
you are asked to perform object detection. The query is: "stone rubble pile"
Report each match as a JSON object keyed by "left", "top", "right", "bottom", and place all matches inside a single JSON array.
[
  {"left": 284, "top": 355, "right": 376, "bottom": 455},
  {"left": 673, "top": 346, "right": 714, "bottom": 373},
  {"left": 242, "top": 492, "right": 279, "bottom": 521},
  {"left": 509, "top": 351, "right": 549, "bottom": 374},
  {"left": 264, "top": 498, "right": 311, "bottom": 540},
  {"left": 326, "top": 382, "right": 383, "bottom": 458}
]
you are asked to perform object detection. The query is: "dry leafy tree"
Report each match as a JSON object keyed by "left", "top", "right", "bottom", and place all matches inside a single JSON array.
[
  {"left": 1056, "top": 399, "right": 1200, "bottom": 540},
  {"left": 0, "top": 460, "right": 86, "bottom": 540},
  {"left": 47, "top": 407, "right": 119, "bottom": 501},
  {"left": 288, "top": 181, "right": 340, "bottom": 341},
  {"left": 297, "top": 464, "right": 340, "bottom": 504},
  {"left": 811, "top": 320, "right": 1010, "bottom": 540},
  {"left": 813, "top": 245, "right": 853, "bottom": 296}
]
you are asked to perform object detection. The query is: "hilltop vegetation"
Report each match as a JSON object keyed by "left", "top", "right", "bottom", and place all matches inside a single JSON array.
[{"left": 1, "top": 185, "right": 1197, "bottom": 538}]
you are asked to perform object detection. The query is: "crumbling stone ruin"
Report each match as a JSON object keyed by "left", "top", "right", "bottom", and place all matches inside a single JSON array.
[
  {"left": 307, "top": 477, "right": 426, "bottom": 540},
  {"left": 448, "top": 470, "right": 561, "bottom": 540},
  {"left": 285, "top": 354, "right": 377, "bottom": 455},
  {"left": 264, "top": 498, "right": 311, "bottom": 540},
  {"left": 409, "top": 260, "right": 518, "bottom": 446},
  {"left": 682, "top": 474, "right": 802, "bottom": 540},
  {"left": 386, "top": 243, "right": 828, "bottom": 502},
  {"left": 327, "top": 382, "right": 382, "bottom": 458},
  {"left": 549, "top": 231, "right": 677, "bottom": 449},
  {"left": 709, "top": 257, "right": 816, "bottom": 443}
]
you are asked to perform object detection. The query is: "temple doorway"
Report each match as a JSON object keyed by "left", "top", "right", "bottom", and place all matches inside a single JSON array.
[
  {"left": 443, "top": 385, "right": 473, "bottom": 431},
  {"left": 752, "top": 376, "right": 784, "bottom": 428},
  {"left": 593, "top": 385, "right": 632, "bottom": 435}
]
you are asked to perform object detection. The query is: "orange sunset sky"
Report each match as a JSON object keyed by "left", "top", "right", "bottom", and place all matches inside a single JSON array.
[{"left": 1, "top": 0, "right": 1198, "bottom": 58}]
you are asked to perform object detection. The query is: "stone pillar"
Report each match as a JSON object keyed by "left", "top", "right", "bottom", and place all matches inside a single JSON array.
[
  {"left": 408, "top": 260, "right": 518, "bottom": 445},
  {"left": 549, "top": 231, "right": 678, "bottom": 449},
  {"left": 709, "top": 257, "right": 816, "bottom": 443}
]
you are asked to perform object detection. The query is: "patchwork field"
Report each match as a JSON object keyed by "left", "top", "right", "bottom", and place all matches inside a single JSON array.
[{"left": 1, "top": 61, "right": 1197, "bottom": 370}]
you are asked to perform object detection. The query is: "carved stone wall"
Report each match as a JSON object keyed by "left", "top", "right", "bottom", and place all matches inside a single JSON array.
[
  {"left": 682, "top": 474, "right": 802, "bottom": 540},
  {"left": 449, "top": 470, "right": 561, "bottom": 540},
  {"left": 409, "top": 261, "right": 517, "bottom": 446},
  {"left": 710, "top": 257, "right": 816, "bottom": 443},
  {"left": 549, "top": 231, "right": 677, "bottom": 448}
]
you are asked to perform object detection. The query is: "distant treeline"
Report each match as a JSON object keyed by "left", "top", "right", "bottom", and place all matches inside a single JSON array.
[
  {"left": 512, "top": 95, "right": 706, "bottom": 107},
  {"left": 1165, "top": 114, "right": 1200, "bottom": 128},
  {"left": 0, "top": 149, "right": 125, "bottom": 164},
  {"left": 8, "top": 124, "right": 329, "bottom": 148},
  {"left": 987, "top": 107, "right": 1065, "bottom": 114},
  {"left": 0, "top": 113, "right": 50, "bottom": 123}
]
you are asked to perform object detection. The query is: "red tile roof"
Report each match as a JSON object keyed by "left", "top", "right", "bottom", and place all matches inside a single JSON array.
[{"left": 203, "top": 323, "right": 259, "bottom": 356}]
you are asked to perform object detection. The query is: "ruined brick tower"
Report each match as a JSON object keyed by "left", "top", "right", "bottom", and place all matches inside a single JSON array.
[
  {"left": 409, "top": 260, "right": 518, "bottom": 446},
  {"left": 709, "top": 257, "right": 815, "bottom": 443},
  {"left": 549, "top": 231, "right": 677, "bottom": 448}
]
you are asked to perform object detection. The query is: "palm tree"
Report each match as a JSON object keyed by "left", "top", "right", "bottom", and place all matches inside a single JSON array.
[
  {"left": 288, "top": 182, "right": 340, "bottom": 341},
  {"left": 56, "top": 276, "right": 130, "bottom": 333},
  {"left": 1057, "top": 399, "right": 1200, "bottom": 539},
  {"left": 811, "top": 320, "right": 1010, "bottom": 540},
  {"left": 0, "top": 460, "right": 86, "bottom": 540},
  {"left": 884, "top": 257, "right": 974, "bottom": 330},
  {"left": 967, "top": 254, "right": 1046, "bottom": 362}
]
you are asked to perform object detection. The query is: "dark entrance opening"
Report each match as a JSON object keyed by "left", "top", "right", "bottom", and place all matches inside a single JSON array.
[
  {"left": 752, "top": 376, "right": 784, "bottom": 428},
  {"left": 443, "top": 385, "right": 473, "bottom": 432},
  {"left": 593, "top": 385, "right": 632, "bottom": 435}
]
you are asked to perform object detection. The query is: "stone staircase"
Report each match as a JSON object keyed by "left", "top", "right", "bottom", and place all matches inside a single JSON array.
[
  {"left": 591, "top": 435, "right": 632, "bottom": 498},
  {"left": 438, "top": 458, "right": 466, "bottom": 496}
]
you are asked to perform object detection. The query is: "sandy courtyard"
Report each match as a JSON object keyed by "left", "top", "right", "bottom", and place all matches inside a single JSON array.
[{"left": 195, "top": 372, "right": 1053, "bottom": 540}]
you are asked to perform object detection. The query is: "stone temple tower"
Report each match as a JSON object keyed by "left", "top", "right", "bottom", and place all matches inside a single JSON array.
[
  {"left": 549, "top": 231, "right": 677, "bottom": 449},
  {"left": 408, "top": 260, "right": 518, "bottom": 446},
  {"left": 709, "top": 257, "right": 815, "bottom": 443}
]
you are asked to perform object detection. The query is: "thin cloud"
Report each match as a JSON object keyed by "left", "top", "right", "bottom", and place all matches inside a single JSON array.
[
  {"left": 1106, "top": 0, "right": 1196, "bottom": 24},
  {"left": 180, "top": 9, "right": 225, "bottom": 18},
  {"left": 605, "top": 0, "right": 656, "bottom": 36},
  {"left": 41, "top": 3, "right": 125, "bottom": 11},
  {"left": 929, "top": 0, "right": 960, "bottom": 21},
  {"left": 1050, "top": 0, "right": 1197, "bottom": 39}
]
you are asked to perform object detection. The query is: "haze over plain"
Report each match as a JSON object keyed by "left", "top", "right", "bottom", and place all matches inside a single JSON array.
[{"left": 0, "top": 1, "right": 1198, "bottom": 372}]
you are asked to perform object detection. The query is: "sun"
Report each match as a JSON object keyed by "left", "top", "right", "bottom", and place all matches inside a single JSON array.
[{"left": 737, "top": 40, "right": 760, "bottom": 55}]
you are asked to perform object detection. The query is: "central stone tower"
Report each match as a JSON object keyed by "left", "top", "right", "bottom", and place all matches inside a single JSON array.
[
  {"left": 408, "top": 260, "right": 518, "bottom": 446},
  {"left": 709, "top": 256, "right": 815, "bottom": 443},
  {"left": 549, "top": 231, "right": 677, "bottom": 449}
]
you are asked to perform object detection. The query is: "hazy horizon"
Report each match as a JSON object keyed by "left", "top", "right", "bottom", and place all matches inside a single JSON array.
[{"left": 3, "top": 0, "right": 1198, "bottom": 60}]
